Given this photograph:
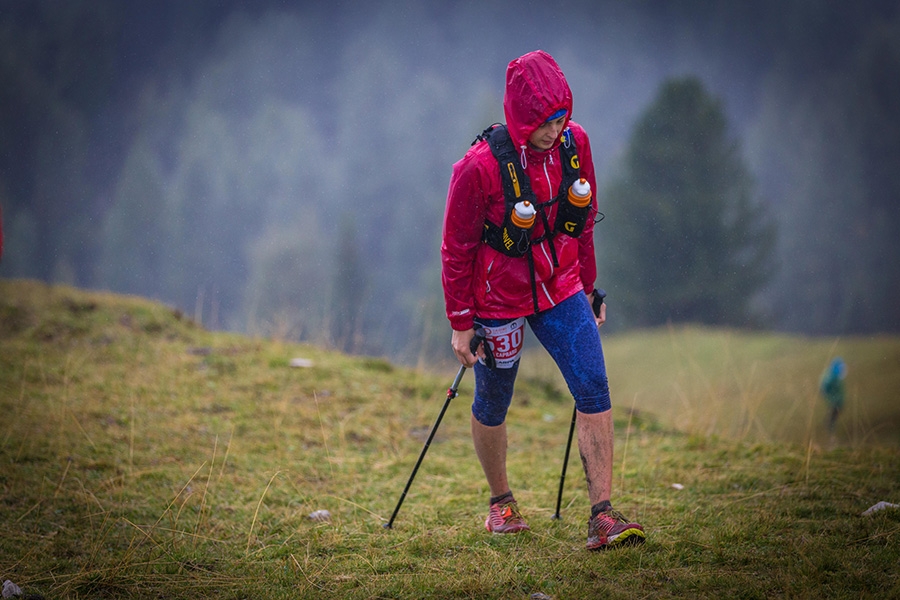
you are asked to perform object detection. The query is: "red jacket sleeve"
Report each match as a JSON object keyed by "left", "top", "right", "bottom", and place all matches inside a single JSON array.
[{"left": 440, "top": 147, "right": 491, "bottom": 331}]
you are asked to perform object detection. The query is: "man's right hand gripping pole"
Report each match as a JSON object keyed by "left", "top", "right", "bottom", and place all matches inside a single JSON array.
[{"left": 452, "top": 327, "right": 494, "bottom": 369}]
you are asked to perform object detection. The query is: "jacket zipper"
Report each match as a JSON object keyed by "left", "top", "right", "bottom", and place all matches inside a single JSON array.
[
  {"left": 540, "top": 157, "right": 555, "bottom": 281},
  {"left": 538, "top": 155, "right": 557, "bottom": 307}
]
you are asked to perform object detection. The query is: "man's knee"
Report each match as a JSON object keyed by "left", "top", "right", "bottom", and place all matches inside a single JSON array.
[
  {"left": 472, "top": 402, "right": 508, "bottom": 427},
  {"left": 575, "top": 393, "right": 611, "bottom": 415}
]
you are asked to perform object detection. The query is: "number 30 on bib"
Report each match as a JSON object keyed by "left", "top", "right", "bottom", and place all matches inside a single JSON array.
[{"left": 481, "top": 318, "right": 525, "bottom": 369}]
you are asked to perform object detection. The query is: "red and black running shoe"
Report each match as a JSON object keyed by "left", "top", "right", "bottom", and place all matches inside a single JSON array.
[{"left": 586, "top": 508, "right": 645, "bottom": 550}]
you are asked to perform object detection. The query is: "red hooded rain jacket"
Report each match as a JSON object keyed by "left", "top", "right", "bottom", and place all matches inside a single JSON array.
[{"left": 441, "top": 50, "right": 599, "bottom": 331}]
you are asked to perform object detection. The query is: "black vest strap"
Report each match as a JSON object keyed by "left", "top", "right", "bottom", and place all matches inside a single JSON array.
[{"left": 477, "top": 124, "right": 537, "bottom": 208}]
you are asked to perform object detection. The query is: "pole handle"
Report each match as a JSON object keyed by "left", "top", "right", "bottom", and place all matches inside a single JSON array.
[
  {"left": 470, "top": 327, "right": 494, "bottom": 370},
  {"left": 591, "top": 289, "right": 606, "bottom": 319}
]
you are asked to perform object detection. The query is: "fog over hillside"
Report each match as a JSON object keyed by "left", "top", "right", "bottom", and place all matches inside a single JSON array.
[{"left": 2, "top": 0, "right": 898, "bottom": 361}]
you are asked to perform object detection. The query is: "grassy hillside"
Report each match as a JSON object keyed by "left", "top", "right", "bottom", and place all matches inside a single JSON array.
[
  {"left": 526, "top": 324, "right": 900, "bottom": 448},
  {"left": 1, "top": 279, "right": 898, "bottom": 599}
]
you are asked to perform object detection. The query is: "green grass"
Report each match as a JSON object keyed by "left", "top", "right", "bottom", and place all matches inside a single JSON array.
[
  {"left": 1, "top": 279, "right": 898, "bottom": 599},
  {"left": 524, "top": 324, "right": 900, "bottom": 448}
]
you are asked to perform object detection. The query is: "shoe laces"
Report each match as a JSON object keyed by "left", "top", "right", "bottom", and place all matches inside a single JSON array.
[
  {"left": 592, "top": 508, "right": 628, "bottom": 532},
  {"left": 497, "top": 501, "right": 524, "bottom": 523},
  {"left": 604, "top": 509, "right": 630, "bottom": 523}
]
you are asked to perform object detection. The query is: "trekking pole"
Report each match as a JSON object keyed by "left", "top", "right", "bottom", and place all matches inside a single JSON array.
[
  {"left": 383, "top": 328, "right": 490, "bottom": 529},
  {"left": 551, "top": 289, "right": 605, "bottom": 520},
  {"left": 551, "top": 404, "right": 577, "bottom": 520}
]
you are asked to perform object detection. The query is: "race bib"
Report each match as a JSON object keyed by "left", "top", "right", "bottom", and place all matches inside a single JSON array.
[{"left": 480, "top": 318, "right": 526, "bottom": 369}]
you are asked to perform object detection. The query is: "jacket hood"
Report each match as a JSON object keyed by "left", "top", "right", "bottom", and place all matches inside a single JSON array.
[{"left": 503, "top": 50, "right": 573, "bottom": 150}]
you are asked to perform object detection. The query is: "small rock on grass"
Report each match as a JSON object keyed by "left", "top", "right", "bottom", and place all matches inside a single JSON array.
[
  {"left": 862, "top": 501, "right": 899, "bottom": 516},
  {"left": 2, "top": 580, "right": 22, "bottom": 598}
]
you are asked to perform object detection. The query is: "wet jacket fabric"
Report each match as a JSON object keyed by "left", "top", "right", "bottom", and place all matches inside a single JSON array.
[{"left": 441, "top": 50, "right": 599, "bottom": 331}]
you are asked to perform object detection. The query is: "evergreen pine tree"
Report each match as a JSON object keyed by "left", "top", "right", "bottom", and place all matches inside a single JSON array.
[{"left": 601, "top": 77, "right": 776, "bottom": 328}]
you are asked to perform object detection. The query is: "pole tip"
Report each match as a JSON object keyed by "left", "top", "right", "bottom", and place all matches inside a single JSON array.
[{"left": 382, "top": 522, "right": 393, "bottom": 529}]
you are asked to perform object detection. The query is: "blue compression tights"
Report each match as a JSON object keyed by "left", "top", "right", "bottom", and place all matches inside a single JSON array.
[{"left": 472, "top": 292, "right": 611, "bottom": 427}]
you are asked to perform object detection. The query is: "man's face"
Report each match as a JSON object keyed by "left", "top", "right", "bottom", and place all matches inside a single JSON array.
[{"left": 528, "top": 115, "right": 567, "bottom": 150}]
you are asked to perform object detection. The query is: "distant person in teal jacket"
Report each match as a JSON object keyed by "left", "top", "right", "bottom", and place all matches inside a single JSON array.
[{"left": 820, "top": 357, "right": 847, "bottom": 431}]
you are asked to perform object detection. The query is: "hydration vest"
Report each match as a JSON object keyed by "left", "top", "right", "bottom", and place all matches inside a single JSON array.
[{"left": 472, "top": 123, "right": 587, "bottom": 313}]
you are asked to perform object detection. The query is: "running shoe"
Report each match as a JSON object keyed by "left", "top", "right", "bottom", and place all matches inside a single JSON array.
[
  {"left": 485, "top": 499, "right": 530, "bottom": 534},
  {"left": 586, "top": 508, "right": 645, "bottom": 550}
]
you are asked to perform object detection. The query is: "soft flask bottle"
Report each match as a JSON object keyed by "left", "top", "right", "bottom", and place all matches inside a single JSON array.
[{"left": 502, "top": 200, "right": 536, "bottom": 255}]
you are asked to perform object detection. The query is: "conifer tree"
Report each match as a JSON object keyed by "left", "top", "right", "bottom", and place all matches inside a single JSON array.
[{"left": 601, "top": 77, "right": 776, "bottom": 328}]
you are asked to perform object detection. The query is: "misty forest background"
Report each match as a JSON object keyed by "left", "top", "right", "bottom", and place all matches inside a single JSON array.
[{"left": 2, "top": 0, "right": 899, "bottom": 364}]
